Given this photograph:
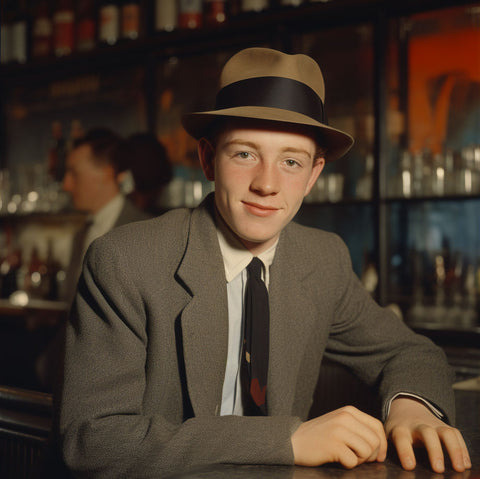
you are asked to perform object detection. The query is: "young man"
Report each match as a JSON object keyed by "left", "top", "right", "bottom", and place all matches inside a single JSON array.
[{"left": 57, "top": 48, "right": 470, "bottom": 477}]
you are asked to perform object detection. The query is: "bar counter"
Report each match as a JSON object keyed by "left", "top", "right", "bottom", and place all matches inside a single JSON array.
[{"left": 168, "top": 388, "right": 480, "bottom": 479}]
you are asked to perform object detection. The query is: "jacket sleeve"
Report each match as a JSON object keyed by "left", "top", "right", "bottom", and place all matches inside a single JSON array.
[
  {"left": 321, "top": 235, "right": 456, "bottom": 423},
  {"left": 57, "top": 234, "right": 301, "bottom": 479}
]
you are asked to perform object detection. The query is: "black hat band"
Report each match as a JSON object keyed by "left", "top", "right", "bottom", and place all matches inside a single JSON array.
[{"left": 215, "top": 76, "right": 326, "bottom": 124}]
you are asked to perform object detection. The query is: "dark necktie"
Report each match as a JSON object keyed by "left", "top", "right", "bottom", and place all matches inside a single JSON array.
[{"left": 241, "top": 257, "right": 269, "bottom": 415}]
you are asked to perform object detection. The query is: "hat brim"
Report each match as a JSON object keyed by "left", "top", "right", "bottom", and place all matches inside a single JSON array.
[{"left": 182, "top": 106, "right": 354, "bottom": 162}]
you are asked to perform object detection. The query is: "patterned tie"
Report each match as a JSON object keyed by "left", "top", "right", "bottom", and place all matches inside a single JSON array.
[{"left": 241, "top": 257, "right": 269, "bottom": 415}]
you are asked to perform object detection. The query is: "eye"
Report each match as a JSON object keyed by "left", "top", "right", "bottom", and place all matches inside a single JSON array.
[
  {"left": 284, "top": 158, "right": 301, "bottom": 168},
  {"left": 236, "top": 151, "right": 252, "bottom": 160}
]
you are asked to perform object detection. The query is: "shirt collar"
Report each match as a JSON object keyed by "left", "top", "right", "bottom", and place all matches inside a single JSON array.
[
  {"left": 215, "top": 208, "right": 277, "bottom": 285},
  {"left": 90, "top": 194, "right": 125, "bottom": 231}
]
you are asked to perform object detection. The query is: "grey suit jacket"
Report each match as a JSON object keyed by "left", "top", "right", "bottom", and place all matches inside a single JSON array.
[{"left": 58, "top": 194, "right": 454, "bottom": 478}]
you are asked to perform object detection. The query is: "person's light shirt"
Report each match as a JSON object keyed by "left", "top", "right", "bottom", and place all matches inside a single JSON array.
[
  {"left": 215, "top": 211, "right": 276, "bottom": 416},
  {"left": 82, "top": 193, "right": 125, "bottom": 258}
]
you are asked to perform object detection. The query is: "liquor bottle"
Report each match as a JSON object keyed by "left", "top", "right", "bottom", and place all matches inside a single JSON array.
[
  {"left": 204, "top": 0, "right": 227, "bottom": 26},
  {"left": 47, "top": 121, "right": 67, "bottom": 183},
  {"left": 32, "top": 0, "right": 53, "bottom": 59},
  {"left": 241, "top": 0, "right": 269, "bottom": 12},
  {"left": 45, "top": 239, "right": 62, "bottom": 301},
  {"left": 53, "top": 0, "right": 75, "bottom": 57},
  {"left": 121, "top": 0, "right": 141, "bottom": 40},
  {"left": 280, "top": 0, "right": 303, "bottom": 6},
  {"left": 99, "top": 0, "right": 120, "bottom": 46},
  {"left": 155, "top": 0, "right": 177, "bottom": 32},
  {"left": 0, "top": 227, "right": 22, "bottom": 299},
  {"left": 360, "top": 250, "right": 378, "bottom": 295},
  {"left": 0, "top": 0, "right": 13, "bottom": 64},
  {"left": 10, "top": 0, "right": 29, "bottom": 64},
  {"left": 25, "top": 246, "right": 49, "bottom": 299},
  {"left": 76, "top": 0, "right": 96, "bottom": 52},
  {"left": 178, "top": 0, "right": 203, "bottom": 29}
]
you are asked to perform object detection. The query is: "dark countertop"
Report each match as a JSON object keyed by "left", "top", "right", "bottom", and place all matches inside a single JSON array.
[{"left": 167, "top": 389, "right": 480, "bottom": 479}]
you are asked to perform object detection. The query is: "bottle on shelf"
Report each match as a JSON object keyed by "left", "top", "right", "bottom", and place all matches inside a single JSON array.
[
  {"left": 204, "top": 0, "right": 227, "bottom": 26},
  {"left": 240, "top": 0, "right": 269, "bottom": 12},
  {"left": 0, "top": 227, "right": 22, "bottom": 300},
  {"left": 178, "top": 0, "right": 203, "bottom": 29},
  {"left": 155, "top": 0, "right": 177, "bottom": 32},
  {"left": 24, "top": 246, "right": 49, "bottom": 300},
  {"left": 120, "top": 0, "right": 141, "bottom": 40},
  {"left": 53, "top": 0, "right": 75, "bottom": 57},
  {"left": 1, "top": 0, "right": 14, "bottom": 65},
  {"left": 47, "top": 121, "right": 67, "bottom": 184},
  {"left": 99, "top": 0, "right": 120, "bottom": 46},
  {"left": 360, "top": 250, "right": 378, "bottom": 295},
  {"left": 76, "top": 0, "right": 96, "bottom": 52},
  {"left": 280, "top": 0, "right": 304, "bottom": 6},
  {"left": 356, "top": 153, "right": 374, "bottom": 200},
  {"left": 463, "top": 262, "right": 478, "bottom": 327},
  {"left": 32, "top": 0, "right": 53, "bottom": 59},
  {"left": 10, "top": 0, "right": 29, "bottom": 64},
  {"left": 45, "top": 239, "right": 63, "bottom": 301}
]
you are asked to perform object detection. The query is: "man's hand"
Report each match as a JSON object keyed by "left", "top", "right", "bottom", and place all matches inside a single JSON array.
[
  {"left": 291, "top": 406, "right": 388, "bottom": 469},
  {"left": 385, "top": 397, "right": 471, "bottom": 473}
]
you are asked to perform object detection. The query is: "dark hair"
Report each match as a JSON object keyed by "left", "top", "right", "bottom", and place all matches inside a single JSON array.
[
  {"left": 114, "top": 132, "right": 172, "bottom": 192},
  {"left": 73, "top": 128, "right": 122, "bottom": 172}
]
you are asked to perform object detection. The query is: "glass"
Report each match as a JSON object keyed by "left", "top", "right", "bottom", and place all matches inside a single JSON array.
[
  {"left": 294, "top": 24, "right": 375, "bottom": 202},
  {"left": 386, "top": 5, "right": 480, "bottom": 199},
  {"left": 294, "top": 24, "right": 375, "bottom": 281}
]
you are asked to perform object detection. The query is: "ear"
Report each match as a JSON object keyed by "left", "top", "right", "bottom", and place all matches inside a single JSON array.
[
  {"left": 103, "top": 164, "right": 117, "bottom": 181},
  {"left": 198, "top": 138, "right": 215, "bottom": 181},
  {"left": 304, "top": 158, "right": 325, "bottom": 197}
]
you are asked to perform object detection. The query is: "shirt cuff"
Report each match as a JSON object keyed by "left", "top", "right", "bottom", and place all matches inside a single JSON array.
[{"left": 385, "top": 392, "right": 444, "bottom": 419}]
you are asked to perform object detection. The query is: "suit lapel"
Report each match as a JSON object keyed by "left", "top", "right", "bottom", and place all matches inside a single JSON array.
[
  {"left": 267, "top": 224, "right": 319, "bottom": 415},
  {"left": 176, "top": 198, "right": 229, "bottom": 417}
]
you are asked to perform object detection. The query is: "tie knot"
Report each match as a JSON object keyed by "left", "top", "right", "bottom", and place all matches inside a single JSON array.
[{"left": 247, "top": 257, "right": 264, "bottom": 280}]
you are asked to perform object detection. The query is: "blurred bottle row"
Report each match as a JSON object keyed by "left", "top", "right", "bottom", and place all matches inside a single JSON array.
[
  {"left": 406, "top": 249, "right": 480, "bottom": 328},
  {"left": 389, "top": 146, "right": 480, "bottom": 199},
  {"left": 0, "top": 232, "right": 68, "bottom": 303},
  {"left": 0, "top": 0, "right": 331, "bottom": 65}
]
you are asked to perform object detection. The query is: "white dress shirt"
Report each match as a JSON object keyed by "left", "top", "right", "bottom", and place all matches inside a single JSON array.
[
  {"left": 82, "top": 194, "right": 125, "bottom": 259},
  {"left": 215, "top": 212, "right": 276, "bottom": 416}
]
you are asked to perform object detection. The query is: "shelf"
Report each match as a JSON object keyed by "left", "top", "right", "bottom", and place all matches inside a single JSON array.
[
  {"left": 1, "top": 0, "right": 478, "bottom": 84},
  {"left": 0, "top": 298, "right": 69, "bottom": 319},
  {"left": 383, "top": 194, "right": 480, "bottom": 204}
]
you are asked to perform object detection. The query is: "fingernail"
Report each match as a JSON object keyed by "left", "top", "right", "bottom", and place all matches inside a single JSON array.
[
  {"left": 404, "top": 457, "right": 414, "bottom": 470},
  {"left": 435, "top": 460, "right": 445, "bottom": 473},
  {"left": 465, "top": 456, "right": 472, "bottom": 468}
]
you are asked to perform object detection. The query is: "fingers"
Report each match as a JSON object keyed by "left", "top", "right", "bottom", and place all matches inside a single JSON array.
[
  {"left": 390, "top": 426, "right": 416, "bottom": 470},
  {"left": 291, "top": 406, "right": 387, "bottom": 468},
  {"left": 439, "top": 426, "right": 472, "bottom": 472},
  {"left": 391, "top": 423, "right": 472, "bottom": 473},
  {"left": 346, "top": 406, "right": 388, "bottom": 462}
]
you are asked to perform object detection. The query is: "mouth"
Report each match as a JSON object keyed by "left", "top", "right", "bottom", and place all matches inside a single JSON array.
[{"left": 242, "top": 201, "right": 279, "bottom": 217}]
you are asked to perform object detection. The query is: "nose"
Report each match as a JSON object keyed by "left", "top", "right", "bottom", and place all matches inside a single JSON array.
[{"left": 250, "top": 163, "right": 280, "bottom": 196}]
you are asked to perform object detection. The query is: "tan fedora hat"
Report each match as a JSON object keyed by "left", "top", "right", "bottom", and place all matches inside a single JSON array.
[{"left": 182, "top": 47, "right": 354, "bottom": 162}]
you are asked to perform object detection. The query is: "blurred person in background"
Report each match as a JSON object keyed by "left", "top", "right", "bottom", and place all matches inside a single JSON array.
[
  {"left": 115, "top": 132, "right": 173, "bottom": 216},
  {"left": 35, "top": 128, "right": 152, "bottom": 390},
  {"left": 61, "top": 127, "right": 150, "bottom": 304}
]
